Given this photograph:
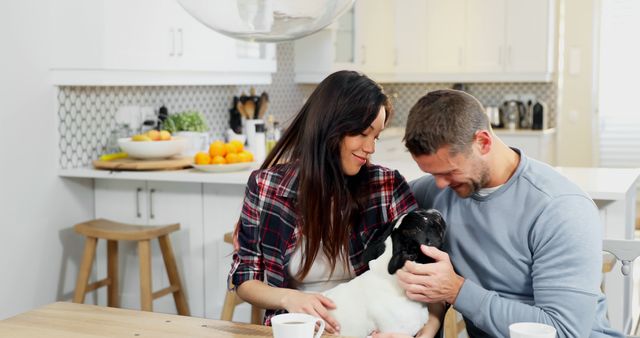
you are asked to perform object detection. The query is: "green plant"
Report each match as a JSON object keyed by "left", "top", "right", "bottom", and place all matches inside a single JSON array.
[{"left": 163, "top": 111, "right": 209, "bottom": 133}]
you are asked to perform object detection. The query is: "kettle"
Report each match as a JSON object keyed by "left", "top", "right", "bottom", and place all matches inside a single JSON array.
[
  {"left": 531, "top": 101, "right": 548, "bottom": 130},
  {"left": 501, "top": 100, "right": 526, "bottom": 130}
]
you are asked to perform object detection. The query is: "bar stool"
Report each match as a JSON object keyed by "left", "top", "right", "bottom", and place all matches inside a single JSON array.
[
  {"left": 220, "top": 231, "right": 262, "bottom": 324},
  {"left": 72, "top": 218, "right": 190, "bottom": 316}
]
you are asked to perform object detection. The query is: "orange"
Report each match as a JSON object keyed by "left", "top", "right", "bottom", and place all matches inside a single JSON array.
[
  {"left": 159, "top": 130, "right": 171, "bottom": 140},
  {"left": 224, "top": 142, "right": 238, "bottom": 154},
  {"left": 209, "top": 140, "right": 226, "bottom": 157},
  {"left": 229, "top": 140, "right": 244, "bottom": 152},
  {"left": 147, "top": 130, "right": 160, "bottom": 141},
  {"left": 211, "top": 155, "right": 226, "bottom": 165},
  {"left": 237, "top": 152, "right": 251, "bottom": 163},
  {"left": 240, "top": 150, "right": 254, "bottom": 162},
  {"left": 225, "top": 152, "right": 240, "bottom": 164},
  {"left": 194, "top": 152, "right": 211, "bottom": 165}
]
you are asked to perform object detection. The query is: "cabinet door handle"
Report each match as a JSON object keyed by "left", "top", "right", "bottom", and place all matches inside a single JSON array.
[
  {"left": 149, "top": 188, "right": 155, "bottom": 220},
  {"left": 506, "top": 45, "right": 512, "bottom": 68},
  {"left": 361, "top": 46, "right": 366, "bottom": 65},
  {"left": 169, "top": 28, "right": 176, "bottom": 56},
  {"left": 498, "top": 46, "right": 503, "bottom": 66},
  {"left": 177, "top": 28, "right": 184, "bottom": 56},
  {"left": 136, "top": 187, "right": 143, "bottom": 218}
]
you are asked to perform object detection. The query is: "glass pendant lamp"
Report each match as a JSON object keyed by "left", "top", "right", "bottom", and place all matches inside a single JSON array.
[{"left": 177, "top": 0, "right": 355, "bottom": 42}]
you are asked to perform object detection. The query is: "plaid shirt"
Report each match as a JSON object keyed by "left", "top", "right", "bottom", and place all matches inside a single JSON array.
[{"left": 229, "top": 162, "right": 417, "bottom": 324}]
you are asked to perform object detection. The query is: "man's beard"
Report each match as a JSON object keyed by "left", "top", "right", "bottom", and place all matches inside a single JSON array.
[
  {"left": 469, "top": 159, "right": 491, "bottom": 194},
  {"left": 454, "top": 158, "right": 490, "bottom": 198}
]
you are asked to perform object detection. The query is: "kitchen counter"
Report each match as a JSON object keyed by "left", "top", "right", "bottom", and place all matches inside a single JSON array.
[
  {"left": 59, "top": 167, "right": 255, "bottom": 185},
  {"left": 493, "top": 127, "right": 556, "bottom": 136}
]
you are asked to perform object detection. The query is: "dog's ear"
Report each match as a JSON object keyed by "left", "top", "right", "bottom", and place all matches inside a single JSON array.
[
  {"left": 387, "top": 252, "right": 404, "bottom": 274},
  {"left": 362, "top": 240, "right": 386, "bottom": 266},
  {"left": 362, "top": 219, "right": 395, "bottom": 265}
]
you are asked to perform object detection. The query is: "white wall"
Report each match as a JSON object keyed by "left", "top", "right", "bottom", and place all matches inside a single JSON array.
[
  {"left": 556, "top": 0, "right": 598, "bottom": 166},
  {"left": 0, "top": 0, "right": 94, "bottom": 319}
]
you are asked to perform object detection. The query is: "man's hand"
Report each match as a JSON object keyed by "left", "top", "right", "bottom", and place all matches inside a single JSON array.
[
  {"left": 280, "top": 290, "right": 340, "bottom": 334},
  {"left": 396, "top": 245, "right": 465, "bottom": 305}
]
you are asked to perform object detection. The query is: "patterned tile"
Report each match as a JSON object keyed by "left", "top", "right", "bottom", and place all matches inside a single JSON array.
[
  {"left": 384, "top": 82, "right": 556, "bottom": 128},
  {"left": 57, "top": 43, "right": 555, "bottom": 169}
]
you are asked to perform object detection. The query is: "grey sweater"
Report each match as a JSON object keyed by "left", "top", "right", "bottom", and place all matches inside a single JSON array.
[{"left": 410, "top": 151, "right": 623, "bottom": 338}]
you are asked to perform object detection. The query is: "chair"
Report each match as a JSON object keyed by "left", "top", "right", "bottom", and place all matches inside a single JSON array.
[
  {"left": 603, "top": 239, "right": 640, "bottom": 335},
  {"left": 72, "top": 219, "right": 190, "bottom": 316},
  {"left": 444, "top": 306, "right": 467, "bottom": 338},
  {"left": 442, "top": 244, "right": 636, "bottom": 338},
  {"left": 220, "top": 231, "right": 262, "bottom": 324}
]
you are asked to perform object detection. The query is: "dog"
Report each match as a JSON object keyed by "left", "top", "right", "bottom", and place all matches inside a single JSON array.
[{"left": 322, "top": 209, "right": 447, "bottom": 337}]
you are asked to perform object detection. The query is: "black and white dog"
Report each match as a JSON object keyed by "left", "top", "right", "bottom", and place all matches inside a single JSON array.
[{"left": 322, "top": 209, "right": 447, "bottom": 337}]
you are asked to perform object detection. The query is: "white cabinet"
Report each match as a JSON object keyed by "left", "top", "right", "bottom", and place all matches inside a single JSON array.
[
  {"left": 202, "top": 183, "right": 248, "bottom": 321},
  {"left": 94, "top": 179, "right": 205, "bottom": 317},
  {"left": 294, "top": 0, "right": 395, "bottom": 83},
  {"left": 399, "top": 0, "right": 556, "bottom": 82},
  {"left": 424, "top": 0, "right": 466, "bottom": 74},
  {"left": 504, "top": 0, "right": 556, "bottom": 76},
  {"left": 464, "top": 0, "right": 506, "bottom": 74},
  {"left": 357, "top": 0, "right": 396, "bottom": 78},
  {"left": 393, "top": 0, "right": 429, "bottom": 76},
  {"left": 51, "top": 0, "right": 276, "bottom": 85},
  {"left": 494, "top": 128, "right": 556, "bottom": 165},
  {"left": 464, "top": 0, "right": 556, "bottom": 79}
]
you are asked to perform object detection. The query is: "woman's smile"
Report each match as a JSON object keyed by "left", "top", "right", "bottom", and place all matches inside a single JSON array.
[{"left": 353, "top": 153, "right": 367, "bottom": 165}]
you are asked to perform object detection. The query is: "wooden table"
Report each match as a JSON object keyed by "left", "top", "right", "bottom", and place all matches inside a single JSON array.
[{"left": 0, "top": 302, "right": 347, "bottom": 338}]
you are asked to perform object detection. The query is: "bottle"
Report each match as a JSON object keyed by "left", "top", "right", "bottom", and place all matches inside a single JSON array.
[
  {"left": 253, "top": 122, "right": 266, "bottom": 164},
  {"left": 266, "top": 115, "right": 277, "bottom": 154},
  {"left": 273, "top": 121, "right": 281, "bottom": 141},
  {"left": 106, "top": 123, "right": 131, "bottom": 153}
]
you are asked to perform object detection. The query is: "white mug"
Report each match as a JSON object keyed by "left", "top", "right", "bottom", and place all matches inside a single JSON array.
[
  {"left": 509, "top": 322, "right": 556, "bottom": 338},
  {"left": 271, "top": 313, "right": 325, "bottom": 338}
]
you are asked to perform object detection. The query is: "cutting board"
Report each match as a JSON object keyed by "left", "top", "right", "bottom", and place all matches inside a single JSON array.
[{"left": 93, "top": 157, "right": 193, "bottom": 171}]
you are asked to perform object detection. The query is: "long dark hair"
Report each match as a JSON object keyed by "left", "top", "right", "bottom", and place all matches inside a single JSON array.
[{"left": 262, "top": 70, "right": 393, "bottom": 280}]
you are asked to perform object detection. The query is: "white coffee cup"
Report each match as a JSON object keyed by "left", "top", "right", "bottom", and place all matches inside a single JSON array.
[
  {"left": 509, "top": 322, "right": 556, "bottom": 338},
  {"left": 271, "top": 313, "right": 325, "bottom": 338}
]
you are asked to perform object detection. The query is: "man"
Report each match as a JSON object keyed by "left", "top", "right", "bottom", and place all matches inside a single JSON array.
[{"left": 396, "top": 90, "right": 622, "bottom": 338}]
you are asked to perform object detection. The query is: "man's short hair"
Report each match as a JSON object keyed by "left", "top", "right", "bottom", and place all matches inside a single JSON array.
[{"left": 403, "top": 89, "right": 490, "bottom": 156}]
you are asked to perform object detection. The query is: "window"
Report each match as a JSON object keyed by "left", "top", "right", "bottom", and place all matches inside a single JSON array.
[{"left": 597, "top": 0, "right": 640, "bottom": 167}]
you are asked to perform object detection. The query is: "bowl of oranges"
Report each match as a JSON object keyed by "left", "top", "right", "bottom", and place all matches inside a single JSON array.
[{"left": 192, "top": 140, "right": 255, "bottom": 173}]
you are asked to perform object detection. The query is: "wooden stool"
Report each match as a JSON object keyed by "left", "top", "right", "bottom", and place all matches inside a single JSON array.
[
  {"left": 220, "top": 231, "right": 262, "bottom": 324},
  {"left": 72, "top": 218, "right": 190, "bottom": 316}
]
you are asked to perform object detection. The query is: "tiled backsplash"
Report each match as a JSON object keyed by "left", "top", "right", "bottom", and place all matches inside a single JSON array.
[
  {"left": 57, "top": 43, "right": 555, "bottom": 169},
  {"left": 384, "top": 82, "right": 556, "bottom": 129}
]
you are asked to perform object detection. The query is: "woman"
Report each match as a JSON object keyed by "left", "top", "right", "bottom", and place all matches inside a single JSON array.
[{"left": 229, "top": 70, "right": 443, "bottom": 337}]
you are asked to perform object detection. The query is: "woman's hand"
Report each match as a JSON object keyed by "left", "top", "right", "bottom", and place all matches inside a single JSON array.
[
  {"left": 280, "top": 290, "right": 341, "bottom": 334},
  {"left": 370, "top": 331, "right": 412, "bottom": 338},
  {"left": 370, "top": 329, "right": 436, "bottom": 338}
]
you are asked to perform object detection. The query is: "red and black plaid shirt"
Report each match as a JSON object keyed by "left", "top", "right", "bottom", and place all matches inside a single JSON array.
[{"left": 229, "top": 162, "right": 417, "bottom": 324}]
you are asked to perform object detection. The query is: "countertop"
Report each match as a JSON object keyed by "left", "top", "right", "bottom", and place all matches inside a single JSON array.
[
  {"left": 59, "top": 166, "right": 256, "bottom": 185},
  {"left": 60, "top": 128, "right": 638, "bottom": 201}
]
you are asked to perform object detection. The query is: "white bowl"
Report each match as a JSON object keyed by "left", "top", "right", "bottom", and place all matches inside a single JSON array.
[{"left": 118, "top": 137, "right": 187, "bottom": 159}]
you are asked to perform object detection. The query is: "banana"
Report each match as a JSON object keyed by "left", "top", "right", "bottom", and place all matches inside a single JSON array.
[
  {"left": 131, "top": 134, "right": 152, "bottom": 142},
  {"left": 99, "top": 152, "right": 128, "bottom": 161}
]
